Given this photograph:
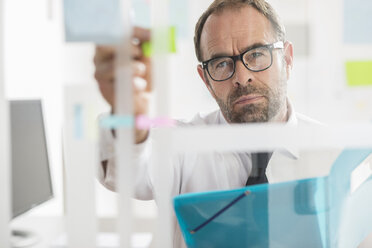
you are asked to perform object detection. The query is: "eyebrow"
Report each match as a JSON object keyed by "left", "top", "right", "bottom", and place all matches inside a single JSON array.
[{"left": 208, "top": 42, "right": 268, "bottom": 61}]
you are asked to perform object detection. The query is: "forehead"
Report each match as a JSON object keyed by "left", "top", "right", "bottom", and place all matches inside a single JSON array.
[{"left": 200, "top": 6, "right": 275, "bottom": 60}]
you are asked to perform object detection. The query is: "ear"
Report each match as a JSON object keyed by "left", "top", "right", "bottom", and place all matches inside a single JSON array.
[
  {"left": 197, "top": 65, "right": 215, "bottom": 98},
  {"left": 283, "top": 41, "right": 294, "bottom": 80}
]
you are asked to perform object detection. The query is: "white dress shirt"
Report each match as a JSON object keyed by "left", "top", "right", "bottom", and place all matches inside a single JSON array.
[{"left": 98, "top": 101, "right": 341, "bottom": 247}]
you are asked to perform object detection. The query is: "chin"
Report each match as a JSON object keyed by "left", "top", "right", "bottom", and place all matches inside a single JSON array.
[
  {"left": 230, "top": 113, "right": 268, "bottom": 123},
  {"left": 230, "top": 105, "right": 269, "bottom": 123},
  {"left": 244, "top": 115, "right": 268, "bottom": 123}
]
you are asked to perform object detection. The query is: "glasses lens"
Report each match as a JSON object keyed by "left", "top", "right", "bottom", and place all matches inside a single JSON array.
[
  {"left": 243, "top": 47, "right": 271, "bottom": 71},
  {"left": 208, "top": 57, "right": 234, "bottom": 81}
]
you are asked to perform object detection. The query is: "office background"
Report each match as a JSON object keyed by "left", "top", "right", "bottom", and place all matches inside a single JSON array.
[{"left": 2, "top": 0, "right": 372, "bottom": 246}]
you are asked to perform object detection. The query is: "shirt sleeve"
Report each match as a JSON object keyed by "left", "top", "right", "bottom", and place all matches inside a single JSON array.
[
  {"left": 97, "top": 116, "right": 155, "bottom": 200},
  {"left": 97, "top": 123, "right": 116, "bottom": 191},
  {"left": 96, "top": 112, "right": 206, "bottom": 201}
]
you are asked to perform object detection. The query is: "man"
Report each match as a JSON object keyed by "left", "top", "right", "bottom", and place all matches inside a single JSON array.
[{"left": 95, "top": 0, "right": 339, "bottom": 247}]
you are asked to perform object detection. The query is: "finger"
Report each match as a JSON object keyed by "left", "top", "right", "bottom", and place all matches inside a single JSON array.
[
  {"left": 131, "top": 43, "right": 143, "bottom": 59},
  {"left": 132, "top": 61, "right": 148, "bottom": 93},
  {"left": 132, "top": 58, "right": 151, "bottom": 92},
  {"left": 133, "top": 77, "right": 148, "bottom": 93},
  {"left": 134, "top": 91, "right": 150, "bottom": 116},
  {"left": 142, "top": 57, "right": 152, "bottom": 92},
  {"left": 96, "top": 44, "right": 143, "bottom": 66},
  {"left": 95, "top": 60, "right": 115, "bottom": 83},
  {"left": 133, "top": 27, "right": 151, "bottom": 43},
  {"left": 94, "top": 45, "right": 115, "bottom": 65},
  {"left": 96, "top": 60, "right": 147, "bottom": 84},
  {"left": 132, "top": 61, "right": 146, "bottom": 78},
  {"left": 96, "top": 28, "right": 150, "bottom": 62}
]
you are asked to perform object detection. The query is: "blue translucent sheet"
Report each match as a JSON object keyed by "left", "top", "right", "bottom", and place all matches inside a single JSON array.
[
  {"left": 63, "top": 0, "right": 123, "bottom": 43},
  {"left": 174, "top": 149, "right": 372, "bottom": 248},
  {"left": 344, "top": 0, "right": 372, "bottom": 44}
]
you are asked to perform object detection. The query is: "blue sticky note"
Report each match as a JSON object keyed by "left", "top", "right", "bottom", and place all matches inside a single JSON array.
[
  {"left": 100, "top": 115, "right": 134, "bottom": 129},
  {"left": 63, "top": 0, "right": 123, "bottom": 44},
  {"left": 344, "top": 0, "right": 372, "bottom": 43}
]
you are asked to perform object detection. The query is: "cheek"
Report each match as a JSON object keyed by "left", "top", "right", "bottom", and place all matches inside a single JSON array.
[
  {"left": 210, "top": 82, "right": 231, "bottom": 101},
  {"left": 259, "top": 57, "right": 285, "bottom": 88}
]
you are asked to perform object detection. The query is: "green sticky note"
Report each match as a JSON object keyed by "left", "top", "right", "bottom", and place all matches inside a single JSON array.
[
  {"left": 346, "top": 61, "right": 372, "bottom": 86},
  {"left": 141, "top": 26, "right": 177, "bottom": 57},
  {"left": 168, "top": 26, "right": 177, "bottom": 53},
  {"left": 142, "top": 41, "right": 152, "bottom": 57}
]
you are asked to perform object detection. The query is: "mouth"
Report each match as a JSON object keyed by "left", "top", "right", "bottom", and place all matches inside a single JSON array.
[{"left": 233, "top": 95, "right": 264, "bottom": 106}]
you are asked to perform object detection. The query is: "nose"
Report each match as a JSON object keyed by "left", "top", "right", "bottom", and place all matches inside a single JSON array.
[{"left": 231, "top": 60, "right": 253, "bottom": 88}]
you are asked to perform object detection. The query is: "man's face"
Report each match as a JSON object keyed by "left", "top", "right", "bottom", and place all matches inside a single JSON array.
[{"left": 197, "top": 6, "right": 293, "bottom": 123}]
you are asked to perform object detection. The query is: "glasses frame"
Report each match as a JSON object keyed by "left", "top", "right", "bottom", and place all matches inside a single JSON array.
[{"left": 201, "top": 41, "right": 284, "bottom": 82}]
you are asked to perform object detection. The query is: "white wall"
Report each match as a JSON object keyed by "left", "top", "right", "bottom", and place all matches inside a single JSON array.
[{"left": 5, "top": 0, "right": 64, "bottom": 216}]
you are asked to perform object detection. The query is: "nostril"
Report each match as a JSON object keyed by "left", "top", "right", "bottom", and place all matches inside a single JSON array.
[{"left": 248, "top": 78, "right": 252, "bottom": 83}]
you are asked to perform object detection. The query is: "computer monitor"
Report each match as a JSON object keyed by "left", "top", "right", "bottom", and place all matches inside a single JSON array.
[{"left": 10, "top": 100, "right": 53, "bottom": 246}]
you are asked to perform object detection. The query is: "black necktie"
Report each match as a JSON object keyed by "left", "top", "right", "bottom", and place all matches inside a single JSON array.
[{"left": 246, "top": 152, "right": 271, "bottom": 186}]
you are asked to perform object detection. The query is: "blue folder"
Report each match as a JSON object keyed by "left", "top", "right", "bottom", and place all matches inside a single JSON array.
[{"left": 174, "top": 149, "right": 372, "bottom": 248}]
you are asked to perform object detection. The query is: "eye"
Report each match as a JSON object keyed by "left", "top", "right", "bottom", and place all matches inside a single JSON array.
[
  {"left": 209, "top": 58, "right": 232, "bottom": 72},
  {"left": 251, "top": 52, "right": 264, "bottom": 58},
  {"left": 216, "top": 61, "right": 228, "bottom": 69}
]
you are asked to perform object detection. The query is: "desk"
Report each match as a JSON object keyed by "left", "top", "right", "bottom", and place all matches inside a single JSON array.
[
  {"left": 10, "top": 216, "right": 154, "bottom": 248},
  {"left": 10, "top": 216, "right": 64, "bottom": 248}
]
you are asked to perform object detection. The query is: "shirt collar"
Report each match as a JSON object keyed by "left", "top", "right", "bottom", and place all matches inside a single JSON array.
[
  {"left": 281, "top": 100, "right": 299, "bottom": 159},
  {"left": 217, "top": 98, "right": 299, "bottom": 160}
]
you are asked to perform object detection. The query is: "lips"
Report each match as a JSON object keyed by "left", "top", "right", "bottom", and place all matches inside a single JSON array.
[{"left": 233, "top": 95, "right": 264, "bottom": 106}]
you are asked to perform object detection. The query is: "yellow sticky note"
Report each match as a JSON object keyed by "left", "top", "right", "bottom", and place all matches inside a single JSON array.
[{"left": 345, "top": 61, "right": 372, "bottom": 87}]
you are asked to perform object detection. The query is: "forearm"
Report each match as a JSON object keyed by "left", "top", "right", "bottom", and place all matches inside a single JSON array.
[{"left": 98, "top": 122, "right": 154, "bottom": 199}]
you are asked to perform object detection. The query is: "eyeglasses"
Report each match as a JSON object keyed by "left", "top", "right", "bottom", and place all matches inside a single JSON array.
[{"left": 201, "top": 41, "right": 284, "bottom": 82}]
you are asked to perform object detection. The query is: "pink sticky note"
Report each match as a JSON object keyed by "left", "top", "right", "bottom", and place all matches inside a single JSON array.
[{"left": 136, "top": 115, "right": 176, "bottom": 129}]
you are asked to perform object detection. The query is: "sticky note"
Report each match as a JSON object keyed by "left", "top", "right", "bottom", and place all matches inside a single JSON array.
[
  {"left": 141, "top": 27, "right": 177, "bottom": 57},
  {"left": 168, "top": 26, "right": 177, "bottom": 53},
  {"left": 345, "top": 61, "right": 372, "bottom": 87},
  {"left": 344, "top": 0, "right": 372, "bottom": 44},
  {"left": 100, "top": 115, "right": 134, "bottom": 129},
  {"left": 136, "top": 115, "right": 176, "bottom": 129},
  {"left": 63, "top": 0, "right": 123, "bottom": 44},
  {"left": 142, "top": 41, "right": 152, "bottom": 58},
  {"left": 100, "top": 115, "right": 175, "bottom": 129}
]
